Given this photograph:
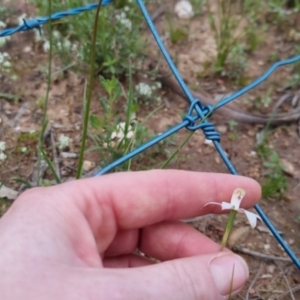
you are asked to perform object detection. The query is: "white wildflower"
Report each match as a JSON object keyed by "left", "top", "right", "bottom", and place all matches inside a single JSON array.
[
  {"left": 63, "top": 39, "right": 72, "bottom": 51},
  {"left": 0, "top": 36, "right": 10, "bottom": 48},
  {"left": 0, "top": 52, "right": 11, "bottom": 71},
  {"left": 0, "top": 141, "right": 6, "bottom": 152},
  {"left": 155, "top": 81, "right": 162, "bottom": 89},
  {"left": 21, "top": 147, "right": 27, "bottom": 153},
  {"left": 0, "top": 152, "right": 7, "bottom": 161},
  {"left": 53, "top": 30, "right": 61, "bottom": 39},
  {"left": 34, "top": 28, "right": 43, "bottom": 42},
  {"left": 116, "top": 12, "right": 132, "bottom": 31},
  {"left": 0, "top": 21, "right": 6, "bottom": 29},
  {"left": 110, "top": 122, "right": 134, "bottom": 143},
  {"left": 136, "top": 82, "right": 152, "bottom": 97},
  {"left": 58, "top": 135, "right": 71, "bottom": 150},
  {"left": 120, "top": 18, "right": 132, "bottom": 31},
  {"left": 2, "top": 60, "right": 11, "bottom": 68},
  {"left": 43, "top": 41, "right": 50, "bottom": 52},
  {"left": 204, "top": 188, "right": 262, "bottom": 228}
]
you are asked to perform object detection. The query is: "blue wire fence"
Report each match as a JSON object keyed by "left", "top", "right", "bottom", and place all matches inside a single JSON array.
[{"left": 1, "top": 1, "right": 299, "bottom": 269}]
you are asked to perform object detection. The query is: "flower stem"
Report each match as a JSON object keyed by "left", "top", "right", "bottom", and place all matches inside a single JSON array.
[
  {"left": 221, "top": 209, "right": 237, "bottom": 250},
  {"left": 76, "top": 0, "right": 103, "bottom": 179}
]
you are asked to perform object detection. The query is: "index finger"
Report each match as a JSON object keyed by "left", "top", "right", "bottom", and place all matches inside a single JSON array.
[{"left": 70, "top": 170, "right": 261, "bottom": 229}]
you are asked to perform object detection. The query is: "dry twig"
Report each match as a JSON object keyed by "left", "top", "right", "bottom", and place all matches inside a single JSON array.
[
  {"left": 245, "top": 262, "right": 264, "bottom": 300},
  {"left": 275, "top": 261, "right": 295, "bottom": 300},
  {"left": 233, "top": 245, "right": 292, "bottom": 263}
]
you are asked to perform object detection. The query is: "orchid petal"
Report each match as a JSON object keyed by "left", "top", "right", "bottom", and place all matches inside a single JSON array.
[
  {"left": 239, "top": 209, "right": 262, "bottom": 228},
  {"left": 230, "top": 188, "right": 246, "bottom": 210},
  {"left": 221, "top": 202, "right": 235, "bottom": 210},
  {"left": 203, "top": 201, "right": 221, "bottom": 208}
]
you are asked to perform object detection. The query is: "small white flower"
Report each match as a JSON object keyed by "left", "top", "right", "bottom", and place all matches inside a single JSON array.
[
  {"left": 155, "top": 81, "right": 162, "bottom": 89},
  {"left": 0, "top": 36, "right": 10, "bottom": 48},
  {"left": 29, "top": 129, "right": 36, "bottom": 134},
  {"left": 205, "top": 188, "right": 262, "bottom": 228},
  {"left": 21, "top": 147, "right": 27, "bottom": 153},
  {"left": 34, "top": 28, "right": 43, "bottom": 42},
  {"left": 0, "top": 21, "right": 6, "bottom": 29},
  {"left": 0, "top": 141, "right": 6, "bottom": 151},
  {"left": 116, "top": 12, "right": 132, "bottom": 31},
  {"left": 43, "top": 41, "right": 50, "bottom": 52},
  {"left": 3, "top": 60, "right": 11, "bottom": 68},
  {"left": 63, "top": 39, "right": 72, "bottom": 51},
  {"left": 110, "top": 122, "right": 134, "bottom": 143},
  {"left": 0, "top": 152, "right": 7, "bottom": 161},
  {"left": 53, "top": 30, "right": 61, "bottom": 39},
  {"left": 174, "top": 0, "right": 194, "bottom": 19},
  {"left": 58, "top": 135, "right": 71, "bottom": 150},
  {"left": 121, "top": 18, "right": 132, "bottom": 31},
  {"left": 136, "top": 82, "right": 152, "bottom": 97}
]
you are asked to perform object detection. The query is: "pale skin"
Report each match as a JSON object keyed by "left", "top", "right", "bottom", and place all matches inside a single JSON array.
[{"left": 0, "top": 170, "right": 261, "bottom": 299}]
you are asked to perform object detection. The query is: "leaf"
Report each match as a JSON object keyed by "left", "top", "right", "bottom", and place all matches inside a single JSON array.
[
  {"left": 0, "top": 184, "right": 18, "bottom": 200},
  {"left": 89, "top": 114, "right": 102, "bottom": 130}
]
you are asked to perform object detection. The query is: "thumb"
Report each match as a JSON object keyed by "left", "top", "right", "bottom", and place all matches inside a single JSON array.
[{"left": 88, "top": 252, "right": 249, "bottom": 300}]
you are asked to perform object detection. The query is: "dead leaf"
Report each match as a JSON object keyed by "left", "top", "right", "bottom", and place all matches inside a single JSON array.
[
  {"left": 228, "top": 226, "right": 250, "bottom": 249},
  {"left": 0, "top": 184, "right": 18, "bottom": 200}
]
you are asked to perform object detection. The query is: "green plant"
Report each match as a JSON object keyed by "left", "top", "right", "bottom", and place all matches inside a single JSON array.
[
  {"left": 227, "top": 119, "right": 239, "bottom": 141},
  {"left": 207, "top": 0, "right": 243, "bottom": 73},
  {"left": 190, "top": 0, "right": 204, "bottom": 16},
  {"left": 167, "top": 13, "right": 189, "bottom": 44},
  {"left": 206, "top": 0, "right": 267, "bottom": 75},
  {"left": 267, "top": 0, "right": 290, "bottom": 24},
  {"left": 76, "top": 0, "right": 103, "bottom": 179},
  {"left": 253, "top": 86, "right": 273, "bottom": 109},
  {"left": 88, "top": 74, "right": 170, "bottom": 172},
  {"left": 226, "top": 44, "right": 248, "bottom": 83},
  {"left": 256, "top": 132, "right": 288, "bottom": 199},
  {"left": 32, "top": 0, "right": 147, "bottom": 77}
]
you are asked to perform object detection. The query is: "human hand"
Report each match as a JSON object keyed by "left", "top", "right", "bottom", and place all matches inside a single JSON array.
[{"left": 0, "top": 170, "right": 261, "bottom": 299}]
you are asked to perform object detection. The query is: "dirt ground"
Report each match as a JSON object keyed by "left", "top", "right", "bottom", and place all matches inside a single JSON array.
[{"left": 0, "top": 1, "right": 300, "bottom": 299}]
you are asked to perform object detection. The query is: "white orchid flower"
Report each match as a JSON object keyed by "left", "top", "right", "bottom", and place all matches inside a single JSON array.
[{"left": 205, "top": 188, "right": 262, "bottom": 228}]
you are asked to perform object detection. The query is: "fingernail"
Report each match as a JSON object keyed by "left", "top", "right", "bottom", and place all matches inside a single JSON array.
[{"left": 209, "top": 254, "right": 249, "bottom": 296}]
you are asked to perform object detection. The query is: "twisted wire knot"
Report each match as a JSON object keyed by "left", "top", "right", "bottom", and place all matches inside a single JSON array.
[
  {"left": 183, "top": 99, "right": 220, "bottom": 142},
  {"left": 22, "top": 19, "right": 41, "bottom": 30},
  {"left": 22, "top": 19, "right": 43, "bottom": 37}
]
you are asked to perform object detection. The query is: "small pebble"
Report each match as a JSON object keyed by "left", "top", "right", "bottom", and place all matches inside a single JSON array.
[
  {"left": 83, "top": 160, "right": 96, "bottom": 172},
  {"left": 175, "top": 1, "right": 194, "bottom": 19}
]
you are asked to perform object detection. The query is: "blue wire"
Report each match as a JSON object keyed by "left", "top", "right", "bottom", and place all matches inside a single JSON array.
[
  {"left": 135, "top": 0, "right": 300, "bottom": 269},
  {"left": 216, "top": 55, "right": 300, "bottom": 109},
  {"left": 95, "top": 120, "right": 189, "bottom": 176},
  {"left": 1, "top": 0, "right": 299, "bottom": 268},
  {"left": 0, "top": 1, "right": 112, "bottom": 37}
]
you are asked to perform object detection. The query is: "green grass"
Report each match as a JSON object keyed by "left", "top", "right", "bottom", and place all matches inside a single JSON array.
[
  {"left": 256, "top": 131, "right": 288, "bottom": 199},
  {"left": 32, "top": 0, "right": 147, "bottom": 77}
]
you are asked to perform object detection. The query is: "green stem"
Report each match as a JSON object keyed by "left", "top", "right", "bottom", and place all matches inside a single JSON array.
[
  {"left": 161, "top": 132, "right": 194, "bottom": 169},
  {"left": 37, "top": 0, "right": 52, "bottom": 185},
  {"left": 76, "top": 0, "right": 103, "bottom": 179},
  {"left": 221, "top": 209, "right": 237, "bottom": 250}
]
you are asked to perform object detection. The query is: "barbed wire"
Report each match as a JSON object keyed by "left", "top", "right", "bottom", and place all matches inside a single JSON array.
[
  {"left": 1, "top": 1, "right": 299, "bottom": 269},
  {"left": 0, "top": 1, "right": 112, "bottom": 37}
]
